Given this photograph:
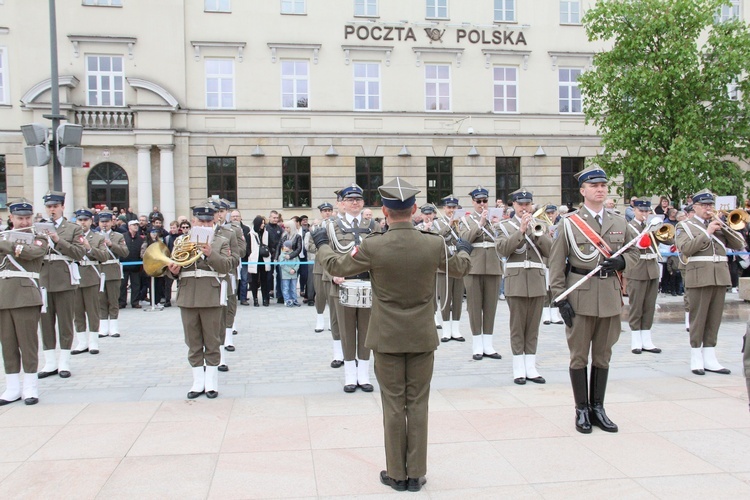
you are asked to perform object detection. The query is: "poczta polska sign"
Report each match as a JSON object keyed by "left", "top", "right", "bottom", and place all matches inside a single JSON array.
[{"left": 344, "top": 24, "right": 527, "bottom": 46}]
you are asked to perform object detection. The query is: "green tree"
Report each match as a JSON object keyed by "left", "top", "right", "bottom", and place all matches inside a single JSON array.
[{"left": 579, "top": 0, "right": 750, "bottom": 202}]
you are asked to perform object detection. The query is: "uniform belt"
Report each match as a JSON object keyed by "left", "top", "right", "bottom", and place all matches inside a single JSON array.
[
  {"left": 570, "top": 266, "right": 614, "bottom": 278},
  {"left": 639, "top": 254, "right": 658, "bottom": 260},
  {"left": 102, "top": 259, "right": 120, "bottom": 265},
  {"left": 688, "top": 255, "right": 727, "bottom": 263},
  {"left": 44, "top": 254, "right": 74, "bottom": 262},
  {"left": 472, "top": 242, "right": 495, "bottom": 248},
  {"left": 346, "top": 272, "right": 370, "bottom": 280},
  {"left": 0, "top": 270, "right": 40, "bottom": 280},
  {"left": 180, "top": 270, "right": 226, "bottom": 279},
  {"left": 505, "top": 261, "right": 546, "bottom": 270},
  {"left": 78, "top": 260, "right": 100, "bottom": 266}
]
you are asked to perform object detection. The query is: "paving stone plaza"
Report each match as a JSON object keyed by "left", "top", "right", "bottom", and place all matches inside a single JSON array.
[{"left": 1, "top": 293, "right": 750, "bottom": 498}]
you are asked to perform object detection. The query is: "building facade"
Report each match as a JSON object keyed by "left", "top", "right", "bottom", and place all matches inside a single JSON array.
[{"left": 0, "top": 0, "right": 745, "bottom": 220}]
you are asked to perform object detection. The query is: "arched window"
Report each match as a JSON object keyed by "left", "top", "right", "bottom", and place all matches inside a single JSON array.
[{"left": 88, "top": 162, "right": 129, "bottom": 212}]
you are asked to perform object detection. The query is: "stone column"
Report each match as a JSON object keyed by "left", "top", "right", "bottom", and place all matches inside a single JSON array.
[
  {"left": 158, "top": 144, "right": 175, "bottom": 223},
  {"left": 61, "top": 166, "right": 74, "bottom": 220},
  {"left": 33, "top": 165, "right": 49, "bottom": 217},
  {"left": 136, "top": 145, "right": 153, "bottom": 217}
]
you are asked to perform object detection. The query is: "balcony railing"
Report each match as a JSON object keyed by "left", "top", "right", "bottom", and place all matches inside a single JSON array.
[{"left": 75, "top": 108, "right": 135, "bottom": 130}]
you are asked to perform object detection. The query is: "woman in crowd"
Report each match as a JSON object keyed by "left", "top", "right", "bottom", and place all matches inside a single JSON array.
[
  {"left": 249, "top": 215, "right": 271, "bottom": 307},
  {"left": 654, "top": 196, "right": 670, "bottom": 215}
]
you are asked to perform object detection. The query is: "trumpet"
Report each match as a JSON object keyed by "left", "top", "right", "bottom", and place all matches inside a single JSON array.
[{"left": 143, "top": 233, "right": 205, "bottom": 277}]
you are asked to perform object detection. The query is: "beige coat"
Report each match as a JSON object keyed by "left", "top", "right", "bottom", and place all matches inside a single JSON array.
[
  {"left": 40, "top": 219, "right": 87, "bottom": 292},
  {"left": 169, "top": 234, "right": 232, "bottom": 308},
  {"left": 100, "top": 230, "right": 129, "bottom": 281},
  {"left": 77, "top": 231, "right": 108, "bottom": 288},
  {"left": 458, "top": 211, "right": 502, "bottom": 275},
  {"left": 496, "top": 217, "right": 552, "bottom": 297},
  {"left": 675, "top": 217, "right": 745, "bottom": 288},
  {"left": 0, "top": 235, "right": 49, "bottom": 309}
]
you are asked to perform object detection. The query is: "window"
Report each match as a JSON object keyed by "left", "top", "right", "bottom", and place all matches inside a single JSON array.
[
  {"left": 426, "top": 0, "right": 448, "bottom": 19},
  {"left": 729, "top": 81, "right": 739, "bottom": 101},
  {"left": 281, "top": 60, "right": 309, "bottom": 109},
  {"left": 356, "top": 157, "right": 383, "bottom": 206},
  {"left": 425, "top": 64, "right": 450, "bottom": 111},
  {"left": 205, "top": 59, "right": 234, "bottom": 109},
  {"left": 561, "top": 157, "right": 585, "bottom": 208},
  {"left": 0, "top": 155, "right": 6, "bottom": 209},
  {"left": 716, "top": 1, "right": 740, "bottom": 22},
  {"left": 426, "top": 158, "right": 453, "bottom": 204},
  {"left": 560, "top": 1, "right": 580, "bottom": 24},
  {"left": 281, "top": 0, "right": 305, "bottom": 14},
  {"left": 0, "top": 47, "right": 7, "bottom": 105},
  {"left": 493, "top": 66, "right": 518, "bottom": 113},
  {"left": 282, "top": 157, "right": 311, "bottom": 208},
  {"left": 205, "top": 0, "right": 230, "bottom": 12},
  {"left": 494, "top": 0, "right": 515, "bottom": 22},
  {"left": 495, "top": 157, "right": 520, "bottom": 204},
  {"left": 355, "top": 0, "right": 378, "bottom": 16},
  {"left": 83, "top": 0, "right": 122, "bottom": 6},
  {"left": 559, "top": 68, "right": 582, "bottom": 113},
  {"left": 207, "top": 157, "right": 237, "bottom": 204},
  {"left": 353, "top": 62, "right": 380, "bottom": 111},
  {"left": 86, "top": 55, "right": 125, "bottom": 106}
]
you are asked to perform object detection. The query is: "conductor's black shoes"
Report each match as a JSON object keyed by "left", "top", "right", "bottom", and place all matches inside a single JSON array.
[
  {"left": 379, "top": 471, "right": 406, "bottom": 492},
  {"left": 407, "top": 476, "right": 427, "bottom": 492}
]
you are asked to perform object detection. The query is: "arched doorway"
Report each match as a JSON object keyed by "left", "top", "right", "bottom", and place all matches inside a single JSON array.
[{"left": 88, "top": 162, "right": 129, "bottom": 212}]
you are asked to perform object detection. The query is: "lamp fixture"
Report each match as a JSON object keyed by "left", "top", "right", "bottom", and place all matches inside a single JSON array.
[
  {"left": 468, "top": 146, "right": 480, "bottom": 157},
  {"left": 398, "top": 145, "right": 411, "bottom": 157},
  {"left": 251, "top": 145, "right": 265, "bottom": 157},
  {"left": 534, "top": 146, "right": 546, "bottom": 157},
  {"left": 325, "top": 145, "right": 339, "bottom": 157}
]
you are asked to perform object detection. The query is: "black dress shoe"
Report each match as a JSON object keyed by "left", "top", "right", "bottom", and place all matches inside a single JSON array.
[
  {"left": 262, "top": 300, "right": 269, "bottom": 307},
  {"left": 472, "top": 354, "right": 483, "bottom": 361},
  {"left": 453, "top": 336, "right": 466, "bottom": 342},
  {"left": 0, "top": 396, "right": 21, "bottom": 406},
  {"left": 24, "top": 397, "right": 39, "bottom": 406},
  {"left": 575, "top": 406, "right": 592, "bottom": 434},
  {"left": 590, "top": 404, "right": 618, "bottom": 432},
  {"left": 436, "top": 324, "right": 442, "bottom": 329},
  {"left": 705, "top": 367, "right": 731, "bottom": 374},
  {"left": 206, "top": 391, "right": 218, "bottom": 399},
  {"left": 71, "top": 348, "right": 88, "bottom": 355},
  {"left": 253, "top": 299, "right": 259, "bottom": 306},
  {"left": 631, "top": 348, "right": 642, "bottom": 354},
  {"left": 692, "top": 368, "right": 705, "bottom": 375},
  {"left": 379, "top": 471, "right": 406, "bottom": 492},
  {"left": 111, "top": 333, "right": 121, "bottom": 338},
  {"left": 307, "top": 301, "right": 315, "bottom": 306},
  {"left": 224, "top": 345, "right": 235, "bottom": 352},
  {"left": 407, "top": 476, "right": 426, "bottom": 492},
  {"left": 359, "top": 383, "right": 374, "bottom": 392},
  {"left": 37, "top": 369, "right": 58, "bottom": 379},
  {"left": 187, "top": 390, "right": 204, "bottom": 399},
  {"left": 59, "top": 370, "right": 71, "bottom": 379},
  {"left": 483, "top": 352, "right": 502, "bottom": 359},
  {"left": 343, "top": 384, "right": 357, "bottom": 393},
  {"left": 642, "top": 347, "right": 662, "bottom": 354},
  {"left": 98, "top": 333, "right": 109, "bottom": 338},
  {"left": 440, "top": 336, "right": 451, "bottom": 343},
  {"left": 514, "top": 377, "right": 526, "bottom": 385},
  {"left": 218, "top": 365, "right": 229, "bottom": 372},
  {"left": 89, "top": 349, "right": 99, "bottom": 355},
  {"left": 330, "top": 360, "right": 344, "bottom": 368},
  {"left": 527, "top": 376, "right": 546, "bottom": 384},
  {"left": 543, "top": 320, "right": 551, "bottom": 325},
  {"left": 164, "top": 302, "right": 172, "bottom": 308}
]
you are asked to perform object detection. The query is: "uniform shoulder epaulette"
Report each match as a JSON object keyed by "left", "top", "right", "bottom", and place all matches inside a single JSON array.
[
  {"left": 560, "top": 212, "right": 574, "bottom": 219},
  {"left": 418, "top": 228, "right": 441, "bottom": 237},
  {"left": 363, "top": 231, "right": 383, "bottom": 240},
  {"left": 608, "top": 211, "right": 626, "bottom": 221}
]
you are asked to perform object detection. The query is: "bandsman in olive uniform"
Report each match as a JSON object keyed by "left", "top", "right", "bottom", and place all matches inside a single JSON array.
[
  {"left": 71, "top": 208, "right": 109, "bottom": 356},
  {"left": 167, "top": 204, "right": 233, "bottom": 399},
  {"left": 458, "top": 186, "right": 503, "bottom": 360},
  {"left": 624, "top": 198, "right": 662, "bottom": 355},
  {"left": 97, "top": 210, "right": 130, "bottom": 339},
  {"left": 207, "top": 199, "right": 242, "bottom": 372},
  {"left": 549, "top": 166, "right": 639, "bottom": 434},
  {"left": 307, "top": 202, "right": 344, "bottom": 367},
  {"left": 0, "top": 199, "right": 48, "bottom": 405},
  {"left": 327, "top": 183, "right": 378, "bottom": 392},
  {"left": 675, "top": 190, "right": 745, "bottom": 375},
  {"left": 433, "top": 195, "right": 466, "bottom": 342},
  {"left": 216, "top": 199, "right": 246, "bottom": 355},
  {"left": 415, "top": 205, "right": 443, "bottom": 330},
  {"left": 313, "top": 178, "right": 472, "bottom": 492},
  {"left": 38, "top": 191, "right": 86, "bottom": 379},
  {"left": 496, "top": 189, "right": 552, "bottom": 384}
]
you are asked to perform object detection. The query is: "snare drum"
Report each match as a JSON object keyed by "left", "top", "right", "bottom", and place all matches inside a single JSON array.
[{"left": 339, "top": 279, "right": 373, "bottom": 308}]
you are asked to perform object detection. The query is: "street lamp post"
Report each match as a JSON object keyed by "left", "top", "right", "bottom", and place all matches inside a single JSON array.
[{"left": 43, "top": 0, "right": 65, "bottom": 191}]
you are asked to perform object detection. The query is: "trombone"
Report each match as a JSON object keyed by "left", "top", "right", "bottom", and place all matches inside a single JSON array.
[{"left": 714, "top": 208, "right": 749, "bottom": 232}]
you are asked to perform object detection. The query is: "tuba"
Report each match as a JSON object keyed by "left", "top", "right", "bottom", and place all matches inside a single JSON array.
[
  {"left": 652, "top": 223, "right": 675, "bottom": 244},
  {"left": 143, "top": 235, "right": 205, "bottom": 277}
]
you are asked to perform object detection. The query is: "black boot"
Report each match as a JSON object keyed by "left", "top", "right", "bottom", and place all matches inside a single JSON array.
[
  {"left": 570, "top": 367, "right": 592, "bottom": 434},
  {"left": 589, "top": 366, "right": 618, "bottom": 432}
]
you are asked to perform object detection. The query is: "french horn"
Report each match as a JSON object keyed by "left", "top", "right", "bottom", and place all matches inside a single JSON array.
[{"left": 143, "top": 234, "right": 204, "bottom": 277}]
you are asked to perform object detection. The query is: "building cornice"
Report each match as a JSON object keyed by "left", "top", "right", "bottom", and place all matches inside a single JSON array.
[{"left": 68, "top": 35, "right": 137, "bottom": 59}]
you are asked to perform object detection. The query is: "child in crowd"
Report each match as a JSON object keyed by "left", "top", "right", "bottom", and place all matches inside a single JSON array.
[{"left": 279, "top": 240, "right": 300, "bottom": 306}]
